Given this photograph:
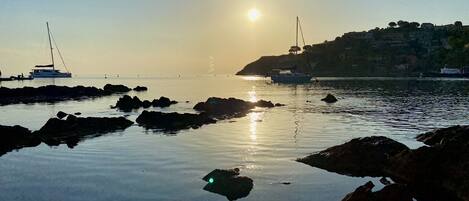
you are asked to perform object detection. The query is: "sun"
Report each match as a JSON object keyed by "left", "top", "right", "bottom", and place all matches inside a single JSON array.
[{"left": 247, "top": 8, "right": 261, "bottom": 22}]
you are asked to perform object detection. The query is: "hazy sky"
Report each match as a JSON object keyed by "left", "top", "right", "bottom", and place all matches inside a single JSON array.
[{"left": 1, "top": 0, "right": 468, "bottom": 76}]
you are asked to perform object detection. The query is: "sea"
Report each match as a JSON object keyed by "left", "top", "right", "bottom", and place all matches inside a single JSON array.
[{"left": 1, "top": 76, "right": 468, "bottom": 201}]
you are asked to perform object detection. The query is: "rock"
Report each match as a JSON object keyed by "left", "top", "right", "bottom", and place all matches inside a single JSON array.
[
  {"left": 342, "top": 181, "right": 374, "bottom": 201},
  {"left": 136, "top": 111, "right": 216, "bottom": 132},
  {"left": 114, "top": 95, "right": 178, "bottom": 112},
  {"left": 321, "top": 93, "right": 338, "bottom": 103},
  {"left": 74, "top": 112, "right": 82, "bottom": 116},
  {"left": 379, "top": 177, "right": 392, "bottom": 186},
  {"left": 275, "top": 103, "right": 286, "bottom": 107},
  {"left": 133, "top": 86, "right": 148, "bottom": 92},
  {"left": 56, "top": 111, "right": 68, "bottom": 119},
  {"left": 202, "top": 168, "right": 253, "bottom": 201},
  {"left": 103, "top": 84, "right": 131, "bottom": 93},
  {"left": 35, "top": 116, "right": 133, "bottom": 147},
  {"left": 255, "top": 100, "right": 275, "bottom": 108},
  {"left": 297, "top": 136, "right": 409, "bottom": 177},
  {"left": 193, "top": 97, "right": 282, "bottom": 119},
  {"left": 386, "top": 125, "right": 469, "bottom": 201},
  {"left": 152, "top": 96, "right": 178, "bottom": 108},
  {"left": 0, "top": 84, "right": 132, "bottom": 105},
  {"left": 0, "top": 125, "right": 41, "bottom": 156},
  {"left": 342, "top": 182, "right": 413, "bottom": 201}
]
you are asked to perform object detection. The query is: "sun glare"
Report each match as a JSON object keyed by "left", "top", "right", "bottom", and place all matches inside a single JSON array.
[{"left": 248, "top": 8, "right": 261, "bottom": 22}]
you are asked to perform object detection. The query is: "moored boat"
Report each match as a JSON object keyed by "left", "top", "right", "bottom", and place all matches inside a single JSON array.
[{"left": 30, "top": 22, "right": 72, "bottom": 78}]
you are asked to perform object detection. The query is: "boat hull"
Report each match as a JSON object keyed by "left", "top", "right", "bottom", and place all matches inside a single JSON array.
[
  {"left": 271, "top": 75, "right": 313, "bottom": 83},
  {"left": 31, "top": 73, "right": 72, "bottom": 78}
]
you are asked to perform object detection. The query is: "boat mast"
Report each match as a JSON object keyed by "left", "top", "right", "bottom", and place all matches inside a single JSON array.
[
  {"left": 296, "top": 16, "right": 299, "bottom": 48},
  {"left": 46, "top": 22, "right": 55, "bottom": 70}
]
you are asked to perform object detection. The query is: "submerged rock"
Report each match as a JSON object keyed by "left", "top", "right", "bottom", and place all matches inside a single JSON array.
[
  {"left": 35, "top": 115, "right": 133, "bottom": 148},
  {"left": 113, "top": 95, "right": 177, "bottom": 112},
  {"left": 202, "top": 168, "right": 253, "bottom": 201},
  {"left": 0, "top": 125, "right": 41, "bottom": 156},
  {"left": 133, "top": 86, "right": 148, "bottom": 92},
  {"left": 321, "top": 93, "right": 338, "bottom": 103},
  {"left": 193, "top": 97, "right": 283, "bottom": 119},
  {"left": 342, "top": 181, "right": 413, "bottom": 201},
  {"left": 136, "top": 111, "right": 216, "bottom": 131},
  {"left": 297, "top": 136, "right": 409, "bottom": 177},
  {"left": 0, "top": 84, "right": 133, "bottom": 105}
]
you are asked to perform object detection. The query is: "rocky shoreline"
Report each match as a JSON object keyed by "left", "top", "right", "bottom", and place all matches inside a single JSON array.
[
  {"left": 297, "top": 125, "right": 469, "bottom": 201},
  {"left": 0, "top": 84, "right": 140, "bottom": 105}
]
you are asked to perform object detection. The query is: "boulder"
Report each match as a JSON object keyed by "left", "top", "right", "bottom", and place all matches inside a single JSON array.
[
  {"left": 56, "top": 111, "right": 68, "bottom": 119},
  {"left": 114, "top": 95, "right": 178, "bottom": 111},
  {"left": 0, "top": 125, "right": 41, "bottom": 156},
  {"left": 136, "top": 111, "right": 216, "bottom": 132},
  {"left": 152, "top": 96, "right": 178, "bottom": 108},
  {"left": 35, "top": 116, "right": 133, "bottom": 147},
  {"left": 133, "top": 86, "right": 148, "bottom": 92},
  {"left": 386, "top": 125, "right": 469, "bottom": 201},
  {"left": 321, "top": 93, "right": 338, "bottom": 103},
  {"left": 342, "top": 181, "right": 413, "bottom": 201},
  {"left": 103, "top": 84, "right": 131, "bottom": 93},
  {"left": 74, "top": 112, "right": 82, "bottom": 116},
  {"left": 193, "top": 97, "right": 282, "bottom": 119},
  {"left": 202, "top": 168, "right": 253, "bottom": 201},
  {"left": 297, "top": 136, "right": 409, "bottom": 177}
]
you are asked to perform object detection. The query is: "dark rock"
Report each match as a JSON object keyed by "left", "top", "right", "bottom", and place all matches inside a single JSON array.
[
  {"left": 202, "top": 168, "right": 253, "bottom": 201},
  {"left": 114, "top": 95, "right": 178, "bottom": 112},
  {"left": 133, "top": 86, "right": 148, "bottom": 92},
  {"left": 142, "top": 100, "right": 152, "bottom": 108},
  {"left": 342, "top": 181, "right": 413, "bottom": 201},
  {"left": 103, "top": 84, "right": 131, "bottom": 93},
  {"left": 379, "top": 177, "right": 392, "bottom": 186},
  {"left": 255, "top": 100, "right": 275, "bottom": 108},
  {"left": 152, "top": 96, "right": 178, "bottom": 108},
  {"left": 34, "top": 116, "right": 133, "bottom": 147},
  {"left": 321, "top": 93, "right": 338, "bottom": 103},
  {"left": 74, "top": 112, "right": 82, "bottom": 116},
  {"left": 0, "top": 84, "right": 132, "bottom": 105},
  {"left": 56, "top": 111, "right": 68, "bottom": 119},
  {"left": 136, "top": 111, "right": 216, "bottom": 132},
  {"left": 274, "top": 103, "right": 286, "bottom": 107},
  {"left": 386, "top": 125, "right": 469, "bottom": 201},
  {"left": 193, "top": 97, "right": 281, "bottom": 119},
  {"left": 297, "top": 136, "right": 409, "bottom": 177},
  {"left": 0, "top": 125, "right": 41, "bottom": 156}
]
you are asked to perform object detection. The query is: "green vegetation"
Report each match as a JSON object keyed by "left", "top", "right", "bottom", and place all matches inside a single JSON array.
[{"left": 237, "top": 21, "right": 469, "bottom": 77}]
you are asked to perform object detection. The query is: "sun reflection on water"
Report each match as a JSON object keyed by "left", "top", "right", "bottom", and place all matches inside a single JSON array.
[
  {"left": 249, "top": 112, "right": 263, "bottom": 142},
  {"left": 248, "top": 86, "right": 257, "bottom": 102}
]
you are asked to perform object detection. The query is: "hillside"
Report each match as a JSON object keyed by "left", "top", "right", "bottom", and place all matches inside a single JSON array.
[{"left": 237, "top": 21, "right": 469, "bottom": 77}]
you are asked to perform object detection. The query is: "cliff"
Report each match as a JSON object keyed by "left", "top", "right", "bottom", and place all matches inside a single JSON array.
[{"left": 237, "top": 21, "right": 469, "bottom": 77}]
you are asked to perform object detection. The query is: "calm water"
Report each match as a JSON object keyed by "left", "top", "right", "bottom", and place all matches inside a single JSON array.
[{"left": 1, "top": 76, "right": 469, "bottom": 201}]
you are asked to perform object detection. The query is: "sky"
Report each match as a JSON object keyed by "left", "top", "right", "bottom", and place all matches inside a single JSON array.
[{"left": 1, "top": 0, "right": 469, "bottom": 76}]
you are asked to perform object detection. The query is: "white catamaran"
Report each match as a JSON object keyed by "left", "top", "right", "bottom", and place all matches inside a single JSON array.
[
  {"left": 270, "top": 17, "right": 313, "bottom": 83},
  {"left": 30, "top": 22, "right": 72, "bottom": 78}
]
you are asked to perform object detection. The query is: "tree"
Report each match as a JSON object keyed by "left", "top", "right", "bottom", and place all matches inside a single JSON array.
[
  {"left": 397, "top": 20, "right": 410, "bottom": 29},
  {"left": 455, "top": 21, "right": 463, "bottom": 28},
  {"left": 388, "top": 22, "right": 397, "bottom": 28},
  {"left": 409, "top": 22, "right": 420, "bottom": 29}
]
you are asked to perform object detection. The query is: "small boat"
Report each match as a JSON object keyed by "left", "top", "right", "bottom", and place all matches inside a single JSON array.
[
  {"left": 30, "top": 22, "right": 72, "bottom": 78},
  {"left": 425, "top": 65, "right": 469, "bottom": 78},
  {"left": 271, "top": 70, "right": 313, "bottom": 83},
  {"left": 270, "top": 17, "right": 314, "bottom": 84}
]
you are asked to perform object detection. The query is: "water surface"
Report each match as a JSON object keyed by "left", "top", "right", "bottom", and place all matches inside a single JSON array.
[{"left": 1, "top": 76, "right": 468, "bottom": 201}]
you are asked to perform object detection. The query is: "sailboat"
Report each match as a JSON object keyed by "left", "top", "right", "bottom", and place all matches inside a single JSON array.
[
  {"left": 270, "top": 17, "right": 313, "bottom": 83},
  {"left": 30, "top": 22, "right": 72, "bottom": 78}
]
